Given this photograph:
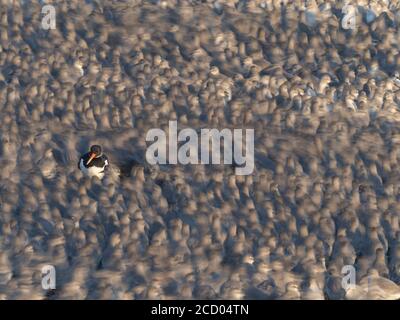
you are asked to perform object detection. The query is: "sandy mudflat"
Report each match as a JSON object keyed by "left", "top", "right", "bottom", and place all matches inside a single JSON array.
[{"left": 1, "top": 0, "right": 400, "bottom": 299}]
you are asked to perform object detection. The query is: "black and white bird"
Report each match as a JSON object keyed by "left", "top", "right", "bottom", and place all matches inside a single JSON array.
[{"left": 78, "top": 145, "right": 109, "bottom": 179}]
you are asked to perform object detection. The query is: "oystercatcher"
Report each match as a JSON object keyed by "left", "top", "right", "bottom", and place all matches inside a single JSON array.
[{"left": 78, "top": 145, "right": 109, "bottom": 179}]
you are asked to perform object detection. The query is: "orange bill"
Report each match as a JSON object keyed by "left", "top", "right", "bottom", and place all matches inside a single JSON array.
[{"left": 86, "top": 152, "right": 96, "bottom": 165}]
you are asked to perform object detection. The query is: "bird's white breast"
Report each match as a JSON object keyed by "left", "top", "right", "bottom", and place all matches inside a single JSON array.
[{"left": 79, "top": 159, "right": 107, "bottom": 179}]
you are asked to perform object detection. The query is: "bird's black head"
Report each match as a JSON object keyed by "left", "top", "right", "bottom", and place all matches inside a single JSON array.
[
  {"left": 90, "top": 145, "right": 102, "bottom": 157},
  {"left": 86, "top": 145, "right": 103, "bottom": 165}
]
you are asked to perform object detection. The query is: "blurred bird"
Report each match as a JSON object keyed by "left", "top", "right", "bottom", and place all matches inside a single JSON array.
[
  {"left": 278, "top": 282, "right": 301, "bottom": 300},
  {"left": 345, "top": 269, "right": 400, "bottom": 300},
  {"left": 37, "top": 148, "right": 57, "bottom": 179}
]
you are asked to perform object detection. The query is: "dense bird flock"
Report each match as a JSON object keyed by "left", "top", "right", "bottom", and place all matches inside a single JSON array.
[{"left": 2, "top": 0, "right": 400, "bottom": 299}]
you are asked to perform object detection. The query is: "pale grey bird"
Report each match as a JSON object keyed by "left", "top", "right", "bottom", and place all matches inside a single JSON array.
[
  {"left": 37, "top": 148, "right": 57, "bottom": 179},
  {"left": 278, "top": 282, "right": 301, "bottom": 300},
  {"left": 345, "top": 269, "right": 400, "bottom": 300}
]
